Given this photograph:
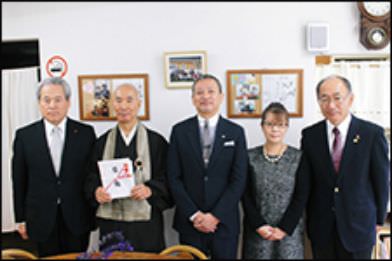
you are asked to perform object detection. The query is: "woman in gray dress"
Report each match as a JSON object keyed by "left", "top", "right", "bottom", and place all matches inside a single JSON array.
[{"left": 242, "top": 102, "right": 304, "bottom": 259}]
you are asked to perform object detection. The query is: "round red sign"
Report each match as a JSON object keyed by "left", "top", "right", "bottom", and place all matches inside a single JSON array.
[{"left": 46, "top": 55, "right": 68, "bottom": 78}]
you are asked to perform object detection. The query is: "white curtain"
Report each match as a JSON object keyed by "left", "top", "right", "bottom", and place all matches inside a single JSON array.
[
  {"left": 2, "top": 67, "right": 40, "bottom": 232},
  {"left": 315, "top": 61, "right": 390, "bottom": 128}
]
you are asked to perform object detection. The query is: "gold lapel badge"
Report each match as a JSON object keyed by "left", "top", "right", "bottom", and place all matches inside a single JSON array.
[{"left": 353, "top": 134, "right": 360, "bottom": 144}]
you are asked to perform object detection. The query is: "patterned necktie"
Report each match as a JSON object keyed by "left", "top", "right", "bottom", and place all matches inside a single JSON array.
[
  {"left": 332, "top": 127, "right": 343, "bottom": 173},
  {"left": 202, "top": 120, "right": 212, "bottom": 166},
  {"left": 50, "top": 127, "right": 63, "bottom": 175}
]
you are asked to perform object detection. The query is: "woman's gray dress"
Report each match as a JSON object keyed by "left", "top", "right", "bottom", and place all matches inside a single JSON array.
[{"left": 242, "top": 145, "right": 304, "bottom": 259}]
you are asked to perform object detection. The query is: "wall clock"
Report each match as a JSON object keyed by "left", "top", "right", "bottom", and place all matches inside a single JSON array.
[{"left": 358, "top": 2, "right": 391, "bottom": 50}]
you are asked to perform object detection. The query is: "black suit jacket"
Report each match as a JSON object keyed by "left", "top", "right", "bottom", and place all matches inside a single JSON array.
[
  {"left": 12, "top": 118, "right": 96, "bottom": 242},
  {"left": 278, "top": 115, "right": 390, "bottom": 252},
  {"left": 167, "top": 116, "right": 248, "bottom": 238}
]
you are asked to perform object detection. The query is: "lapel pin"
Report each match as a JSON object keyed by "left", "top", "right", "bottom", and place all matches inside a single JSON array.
[
  {"left": 353, "top": 134, "right": 360, "bottom": 144},
  {"left": 221, "top": 134, "right": 226, "bottom": 139},
  {"left": 135, "top": 159, "right": 143, "bottom": 171}
]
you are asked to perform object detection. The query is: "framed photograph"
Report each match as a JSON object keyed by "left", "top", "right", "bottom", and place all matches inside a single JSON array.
[
  {"left": 227, "top": 69, "right": 303, "bottom": 118},
  {"left": 78, "top": 74, "right": 149, "bottom": 121},
  {"left": 164, "top": 50, "right": 207, "bottom": 89}
]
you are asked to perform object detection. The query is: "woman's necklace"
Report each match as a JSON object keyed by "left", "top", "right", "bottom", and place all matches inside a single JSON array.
[{"left": 263, "top": 144, "right": 286, "bottom": 163}]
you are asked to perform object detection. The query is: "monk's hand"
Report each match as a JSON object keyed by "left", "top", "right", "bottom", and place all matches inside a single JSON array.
[
  {"left": 131, "top": 184, "right": 152, "bottom": 200},
  {"left": 95, "top": 186, "right": 112, "bottom": 203}
]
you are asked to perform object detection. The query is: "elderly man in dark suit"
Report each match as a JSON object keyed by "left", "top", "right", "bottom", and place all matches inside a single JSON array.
[
  {"left": 268, "top": 75, "right": 390, "bottom": 259},
  {"left": 167, "top": 74, "right": 248, "bottom": 259},
  {"left": 12, "top": 77, "right": 96, "bottom": 257}
]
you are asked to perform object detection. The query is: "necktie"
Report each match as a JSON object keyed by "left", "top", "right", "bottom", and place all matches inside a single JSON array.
[
  {"left": 332, "top": 127, "right": 343, "bottom": 173},
  {"left": 202, "top": 120, "right": 212, "bottom": 166},
  {"left": 50, "top": 127, "right": 63, "bottom": 175}
]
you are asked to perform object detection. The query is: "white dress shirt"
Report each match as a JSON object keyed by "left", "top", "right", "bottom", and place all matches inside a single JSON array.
[
  {"left": 197, "top": 113, "right": 219, "bottom": 142},
  {"left": 44, "top": 117, "right": 67, "bottom": 148},
  {"left": 326, "top": 114, "right": 352, "bottom": 155}
]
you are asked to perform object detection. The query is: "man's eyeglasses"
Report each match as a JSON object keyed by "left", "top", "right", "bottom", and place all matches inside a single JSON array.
[
  {"left": 262, "top": 121, "right": 288, "bottom": 129},
  {"left": 318, "top": 94, "right": 350, "bottom": 106}
]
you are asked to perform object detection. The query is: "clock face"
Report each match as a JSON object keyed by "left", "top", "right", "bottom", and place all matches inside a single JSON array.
[{"left": 363, "top": 2, "right": 391, "bottom": 17}]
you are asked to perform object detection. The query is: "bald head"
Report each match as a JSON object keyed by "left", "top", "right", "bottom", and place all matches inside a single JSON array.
[
  {"left": 114, "top": 83, "right": 141, "bottom": 100},
  {"left": 113, "top": 83, "right": 141, "bottom": 124}
]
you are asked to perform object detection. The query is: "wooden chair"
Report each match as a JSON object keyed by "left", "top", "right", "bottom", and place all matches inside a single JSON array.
[
  {"left": 1, "top": 249, "right": 38, "bottom": 259},
  {"left": 159, "top": 244, "right": 208, "bottom": 259},
  {"left": 372, "top": 226, "right": 391, "bottom": 259}
]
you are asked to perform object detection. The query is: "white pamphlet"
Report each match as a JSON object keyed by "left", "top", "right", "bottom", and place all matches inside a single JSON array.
[{"left": 97, "top": 158, "right": 135, "bottom": 199}]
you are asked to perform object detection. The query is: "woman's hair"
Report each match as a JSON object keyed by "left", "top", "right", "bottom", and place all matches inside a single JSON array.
[{"left": 260, "top": 102, "right": 289, "bottom": 126}]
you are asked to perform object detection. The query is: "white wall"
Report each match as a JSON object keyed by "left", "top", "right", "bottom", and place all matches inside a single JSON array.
[
  {"left": 2, "top": 2, "right": 389, "bottom": 146},
  {"left": 2, "top": 1, "right": 389, "bottom": 252}
]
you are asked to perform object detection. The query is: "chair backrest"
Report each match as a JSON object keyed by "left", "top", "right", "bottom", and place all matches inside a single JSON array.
[
  {"left": 1, "top": 249, "right": 38, "bottom": 260},
  {"left": 159, "top": 244, "right": 208, "bottom": 259},
  {"left": 372, "top": 226, "right": 391, "bottom": 259}
]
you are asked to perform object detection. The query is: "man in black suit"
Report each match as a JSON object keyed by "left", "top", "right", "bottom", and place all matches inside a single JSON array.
[
  {"left": 269, "top": 75, "right": 390, "bottom": 259},
  {"left": 12, "top": 77, "right": 96, "bottom": 257},
  {"left": 167, "top": 74, "right": 248, "bottom": 259}
]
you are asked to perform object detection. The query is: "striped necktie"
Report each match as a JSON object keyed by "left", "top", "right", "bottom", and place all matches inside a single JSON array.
[
  {"left": 332, "top": 127, "right": 343, "bottom": 173},
  {"left": 202, "top": 120, "right": 212, "bottom": 167}
]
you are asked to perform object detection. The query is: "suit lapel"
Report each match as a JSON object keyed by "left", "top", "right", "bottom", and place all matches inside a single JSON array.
[
  {"left": 319, "top": 121, "right": 338, "bottom": 179},
  {"left": 338, "top": 116, "right": 359, "bottom": 177},
  {"left": 186, "top": 116, "right": 205, "bottom": 169},
  {"left": 37, "top": 119, "right": 58, "bottom": 177},
  {"left": 59, "top": 118, "right": 77, "bottom": 177},
  {"left": 207, "top": 117, "right": 225, "bottom": 169}
]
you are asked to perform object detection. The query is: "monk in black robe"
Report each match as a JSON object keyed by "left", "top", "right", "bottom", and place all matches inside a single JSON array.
[{"left": 85, "top": 83, "right": 173, "bottom": 252}]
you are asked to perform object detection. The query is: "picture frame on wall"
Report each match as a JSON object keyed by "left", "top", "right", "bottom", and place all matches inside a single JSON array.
[
  {"left": 164, "top": 50, "right": 207, "bottom": 89},
  {"left": 226, "top": 69, "right": 303, "bottom": 118},
  {"left": 78, "top": 74, "right": 149, "bottom": 121}
]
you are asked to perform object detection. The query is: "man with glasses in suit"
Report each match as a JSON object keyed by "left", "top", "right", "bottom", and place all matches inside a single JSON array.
[{"left": 269, "top": 75, "right": 390, "bottom": 259}]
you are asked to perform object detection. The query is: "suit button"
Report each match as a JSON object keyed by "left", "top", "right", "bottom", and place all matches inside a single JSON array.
[
  {"left": 334, "top": 187, "right": 339, "bottom": 193},
  {"left": 57, "top": 180, "right": 61, "bottom": 185},
  {"left": 332, "top": 207, "right": 335, "bottom": 212},
  {"left": 204, "top": 176, "right": 208, "bottom": 182}
]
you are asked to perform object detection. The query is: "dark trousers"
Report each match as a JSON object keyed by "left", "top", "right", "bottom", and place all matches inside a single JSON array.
[
  {"left": 179, "top": 233, "right": 238, "bottom": 259},
  {"left": 311, "top": 222, "right": 373, "bottom": 259},
  {"left": 36, "top": 205, "right": 89, "bottom": 257},
  {"left": 97, "top": 217, "right": 165, "bottom": 253}
]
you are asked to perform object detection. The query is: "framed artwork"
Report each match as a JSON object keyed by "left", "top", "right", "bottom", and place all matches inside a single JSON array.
[
  {"left": 227, "top": 69, "right": 303, "bottom": 118},
  {"left": 78, "top": 74, "right": 149, "bottom": 121},
  {"left": 164, "top": 50, "right": 207, "bottom": 89}
]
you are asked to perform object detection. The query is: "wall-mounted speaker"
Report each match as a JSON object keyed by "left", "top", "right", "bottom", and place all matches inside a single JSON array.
[{"left": 307, "top": 23, "right": 329, "bottom": 52}]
